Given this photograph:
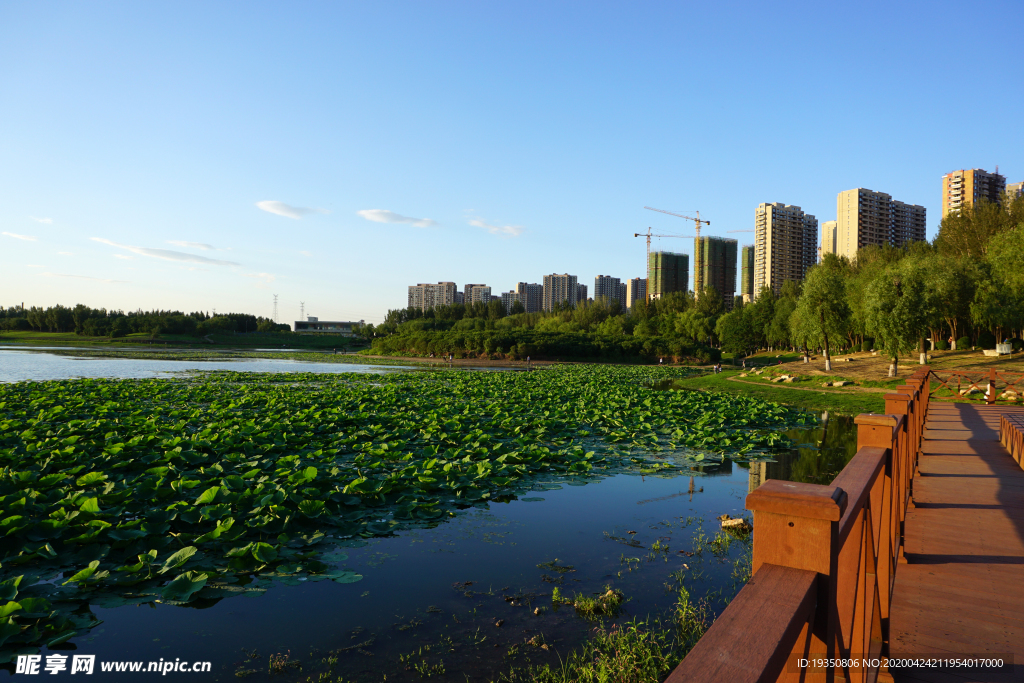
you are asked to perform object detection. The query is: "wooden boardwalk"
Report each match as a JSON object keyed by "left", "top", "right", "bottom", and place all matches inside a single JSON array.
[{"left": 889, "top": 403, "right": 1024, "bottom": 682}]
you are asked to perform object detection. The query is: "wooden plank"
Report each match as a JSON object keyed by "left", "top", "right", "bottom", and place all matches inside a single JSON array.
[{"left": 664, "top": 563, "right": 817, "bottom": 683}]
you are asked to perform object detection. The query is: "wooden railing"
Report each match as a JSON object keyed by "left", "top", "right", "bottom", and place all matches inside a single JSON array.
[
  {"left": 929, "top": 368, "right": 1024, "bottom": 404},
  {"left": 666, "top": 367, "right": 930, "bottom": 683},
  {"left": 1001, "top": 413, "right": 1024, "bottom": 470}
]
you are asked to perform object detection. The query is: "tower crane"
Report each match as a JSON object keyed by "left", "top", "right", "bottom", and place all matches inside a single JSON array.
[
  {"left": 633, "top": 227, "right": 691, "bottom": 265},
  {"left": 643, "top": 206, "right": 710, "bottom": 240}
]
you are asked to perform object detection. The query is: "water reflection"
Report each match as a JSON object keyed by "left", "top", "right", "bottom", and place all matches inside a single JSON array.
[{"left": 744, "top": 413, "right": 859, "bottom": 490}]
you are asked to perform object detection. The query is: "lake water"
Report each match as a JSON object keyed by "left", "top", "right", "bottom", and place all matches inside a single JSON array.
[
  {"left": 0, "top": 351, "right": 858, "bottom": 681},
  {"left": 0, "top": 348, "right": 408, "bottom": 383}
]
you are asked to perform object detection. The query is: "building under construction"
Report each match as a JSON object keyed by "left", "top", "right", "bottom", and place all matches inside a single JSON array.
[
  {"left": 694, "top": 236, "right": 737, "bottom": 310},
  {"left": 740, "top": 245, "right": 754, "bottom": 303},
  {"left": 647, "top": 251, "right": 689, "bottom": 299}
]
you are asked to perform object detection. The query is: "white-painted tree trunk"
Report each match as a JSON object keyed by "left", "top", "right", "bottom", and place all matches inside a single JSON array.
[
  {"left": 888, "top": 363, "right": 896, "bottom": 377},
  {"left": 920, "top": 352, "right": 927, "bottom": 365},
  {"left": 825, "top": 358, "right": 832, "bottom": 371}
]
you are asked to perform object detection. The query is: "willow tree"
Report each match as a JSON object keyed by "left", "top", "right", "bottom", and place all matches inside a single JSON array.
[
  {"left": 793, "top": 254, "right": 850, "bottom": 371},
  {"left": 865, "top": 258, "right": 928, "bottom": 377}
]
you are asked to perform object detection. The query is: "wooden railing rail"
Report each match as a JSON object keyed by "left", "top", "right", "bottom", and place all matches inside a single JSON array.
[
  {"left": 928, "top": 368, "right": 1023, "bottom": 404},
  {"left": 666, "top": 367, "right": 929, "bottom": 683},
  {"left": 1000, "top": 413, "right": 1024, "bottom": 470}
]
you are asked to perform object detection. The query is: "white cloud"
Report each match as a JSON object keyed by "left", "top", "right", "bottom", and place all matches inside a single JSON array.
[
  {"left": 3, "top": 231, "right": 37, "bottom": 241},
  {"left": 256, "top": 201, "right": 329, "bottom": 219},
  {"left": 244, "top": 272, "right": 276, "bottom": 289},
  {"left": 357, "top": 209, "right": 438, "bottom": 228},
  {"left": 299, "top": 250, "right": 312, "bottom": 257},
  {"left": 469, "top": 217, "right": 524, "bottom": 238},
  {"left": 91, "top": 237, "right": 241, "bottom": 266},
  {"left": 113, "top": 254, "right": 134, "bottom": 260},
  {"left": 29, "top": 216, "right": 53, "bottom": 224},
  {"left": 167, "top": 240, "right": 217, "bottom": 250},
  {"left": 26, "top": 264, "right": 44, "bottom": 268},
  {"left": 41, "top": 272, "right": 127, "bottom": 283}
]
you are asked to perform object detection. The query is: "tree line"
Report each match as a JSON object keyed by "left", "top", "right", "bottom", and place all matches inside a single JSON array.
[
  {"left": 0, "top": 305, "right": 290, "bottom": 337},
  {"left": 370, "top": 193, "right": 1024, "bottom": 370}
]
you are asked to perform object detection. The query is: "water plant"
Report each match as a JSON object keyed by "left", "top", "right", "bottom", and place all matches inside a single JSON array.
[{"left": 0, "top": 364, "right": 810, "bottom": 658}]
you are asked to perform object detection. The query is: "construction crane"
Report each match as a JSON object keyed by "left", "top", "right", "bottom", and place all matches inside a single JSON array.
[
  {"left": 633, "top": 227, "right": 691, "bottom": 265},
  {"left": 644, "top": 206, "right": 710, "bottom": 241}
]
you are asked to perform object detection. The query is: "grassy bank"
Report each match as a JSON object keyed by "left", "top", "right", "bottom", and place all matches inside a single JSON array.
[{"left": 672, "top": 369, "right": 886, "bottom": 414}]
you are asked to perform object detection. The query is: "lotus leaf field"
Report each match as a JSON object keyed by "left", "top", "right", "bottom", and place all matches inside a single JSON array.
[{"left": 0, "top": 364, "right": 813, "bottom": 661}]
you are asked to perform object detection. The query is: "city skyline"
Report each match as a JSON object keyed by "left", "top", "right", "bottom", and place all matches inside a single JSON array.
[{"left": 2, "top": 3, "right": 1021, "bottom": 322}]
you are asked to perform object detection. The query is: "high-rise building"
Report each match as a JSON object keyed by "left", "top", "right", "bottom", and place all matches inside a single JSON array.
[
  {"left": 407, "top": 282, "right": 457, "bottom": 311},
  {"left": 942, "top": 168, "right": 1006, "bottom": 217},
  {"left": 626, "top": 278, "right": 647, "bottom": 309},
  {"left": 694, "top": 236, "right": 738, "bottom": 310},
  {"left": 515, "top": 282, "right": 544, "bottom": 313},
  {"left": 1006, "top": 181, "right": 1024, "bottom": 200},
  {"left": 577, "top": 283, "right": 588, "bottom": 304},
  {"left": 740, "top": 246, "right": 754, "bottom": 303},
  {"left": 647, "top": 252, "right": 689, "bottom": 299},
  {"left": 834, "top": 189, "right": 926, "bottom": 260},
  {"left": 542, "top": 274, "right": 578, "bottom": 311},
  {"left": 454, "top": 291, "right": 465, "bottom": 305},
  {"left": 753, "top": 203, "right": 818, "bottom": 297},
  {"left": 463, "top": 284, "right": 492, "bottom": 305},
  {"left": 616, "top": 282, "right": 627, "bottom": 310},
  {"left": 821, "top": 221, "right": 837, "bottom": 257},
  {"left": 500, "top": 291, "right": 519, "bottom": 314}
]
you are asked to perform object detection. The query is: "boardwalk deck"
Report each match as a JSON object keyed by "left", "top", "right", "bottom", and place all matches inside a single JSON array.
[{"left": 889, "top": 403, "right": 1024, "bottom": 683}]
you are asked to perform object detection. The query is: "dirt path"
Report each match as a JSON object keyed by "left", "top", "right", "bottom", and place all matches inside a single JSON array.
[{"left": 725, "top": 375, "right": 889, "bottom": 394}]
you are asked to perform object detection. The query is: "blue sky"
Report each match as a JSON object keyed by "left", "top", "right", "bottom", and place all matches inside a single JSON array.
[{"left": 2, "top": 1, "right": 1022, "bottom": 324}]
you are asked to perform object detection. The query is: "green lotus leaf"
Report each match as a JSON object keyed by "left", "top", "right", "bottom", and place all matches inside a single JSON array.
[
  {"left": 161, "top": 571, "right": 208, "bottom": 602},
  {"left": 251, "top": 542, "right": 278, "bottom": 564},
  {"left": 159, "top": 546, "right": 197, "bottom": 574}
]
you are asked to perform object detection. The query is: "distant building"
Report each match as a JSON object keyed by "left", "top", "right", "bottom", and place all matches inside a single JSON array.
[
  {"left": 820, "top": 221, "right": 837, "bottom": 257},
  {"left": 694, "top": 236, "right": 737, "bottom": 311},
  {"left": 647, "top": 251, "right": 689, "bottom": 299},
  {"left": 594, "top": 275, "right": 627, "bottom": 310},
  {"left": 516, "top": 282, "right": 544, "bottom": 313},
  {"left": 577, "top": 283, "right": 588, "bottom": 304},
  {"left": 1008, "top": 180, "right": 1024, "bottom": 200},
  {"left": 463, "top": 284, "right": 492, "bottom": 305},
  {"left": 542, "top": 273, "right": 578, "bottom": 311},
  {"left": 942, "top": 168, "right": 1006, "bottom": 217},
  {"left": 753, "top": 203, "right": 817, "bottom": 297},
  {"left": 740, "top": 246, "right": 754, "bottom": 303},
  {"left": 626, "top": 278, "right": 647, "bottom": 309},
  {"left": 294, "top": 317, "right": 365, "bottom": 336},
  {"left": 500, "top": 291, "right": 519, "bottom": 314},
  {"left": 454, "top": 291, "right": 465, "bottom": 305},
  {"left": 835, "top": 189, "right": 925, "bottom": 260},
  {"left": 408, "top": 282, "right": 457, "bottom": 311}
]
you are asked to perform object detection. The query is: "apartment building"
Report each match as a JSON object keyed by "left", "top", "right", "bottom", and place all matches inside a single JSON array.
[
  {"left": 753, "top": 203, "right": 817, "bottom": 296},
  {"left": 647, "top": 251, "right": 689, "bottom": 299},
  {"left": 942, "top": 168, "right": 1006, "bottom": 217},
  {"left": 626, "top": 278, "right": 647, "bottom": 309},
  {"left": 594, "top": 275, "right": 627, "bottom": 310},
  {"left": 577, "top": 283, "right": 588, "bottom": 304},
  {"left": 832, "top": 189, "right": 926, "bottom": 260},
  {"left": 740, "top": 246, "right": 754, "bottom": 303},
  {"left": 515, "top": 282, "right": 544, "bottom": 313},
  {"left": 407, "top": 282, "right": 457, "bottom": 311},
  {"left": 542, "top": 274, "right": 578, "bottom": 311},
  {"left": 1007, "top": 180, "right": 1024, "bottom": 200},
  {"left": 463, "top": 284, "right": 492, "bottom": 305},
  {"left": 694, "top": 236, "right": 737, "bottom": 311},
  {"left": 821, "top": 221, "right": 837, "bottom": 258}
]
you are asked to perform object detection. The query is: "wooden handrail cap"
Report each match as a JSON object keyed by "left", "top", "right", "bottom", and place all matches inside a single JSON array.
[
  {"left": 854, "top": 413, "right": 898, "bottom": 427},
  {"left": 884, "top": 392, "right": 912, "bottom": 401},
  {"left": 746, "top": 480, "right": 847, "bottom": 521}
]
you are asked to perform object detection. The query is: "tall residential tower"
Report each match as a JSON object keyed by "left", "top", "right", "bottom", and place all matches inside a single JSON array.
[
  {"left": 694, "top": 236, "right": 738, "bottom": 310},
  {"left": 831, "top": 188, "right": 925, "bottom": 260},
  {"left": 753, "top": 203, "right": 817, "bottom": 297},
  {"left": 647, "top": 251, "right": 689, "bottom": 299},
  {"left": 942, "top": 168, "right": 1006, "bottom": 217},
  {"left": 740, "top": 245, "right": 754, "bottom": 303}
]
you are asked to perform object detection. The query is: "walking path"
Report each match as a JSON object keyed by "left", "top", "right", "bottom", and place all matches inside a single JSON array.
[{"left": 889, "top": 403, "right": 1024, "bottom": 682}]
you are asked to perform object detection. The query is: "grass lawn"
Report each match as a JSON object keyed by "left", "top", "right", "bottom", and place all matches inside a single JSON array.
[{"left": 672, "top": 369, "right": 885, "bottom": 415}]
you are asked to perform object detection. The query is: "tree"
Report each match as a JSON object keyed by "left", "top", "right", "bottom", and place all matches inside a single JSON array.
[
  {"left": 865, "top": 258, "right": 928, "bottom": 377},
  {"left": 510, "top": 299, "right": 526, "bottom": 315},
  {"left": 793, "top": 254, "right": 850, "bottom": 371}
]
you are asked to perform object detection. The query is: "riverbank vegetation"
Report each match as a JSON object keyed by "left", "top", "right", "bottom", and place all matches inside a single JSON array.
[{"left": 0, "top": 365, "right": 810, "bottom": 658}]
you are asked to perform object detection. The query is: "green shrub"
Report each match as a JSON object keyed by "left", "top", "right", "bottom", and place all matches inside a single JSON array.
[
  {"left": 861, "top": 338, "right": 874, "bottom": 352},
  {"left": 934, "top": 339, "right": 949, "bottom": 350},
  {"left": 956, "top": 336, "right": 970, "bottom": 350},
  {"left": 977, "top": 331, "right": 996, "bottom": 349}
]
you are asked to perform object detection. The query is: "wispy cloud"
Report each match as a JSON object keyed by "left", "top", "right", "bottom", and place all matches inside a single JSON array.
[
  {"left": 113, "top": 254, "right": 134, "bottom": 260},
  {"left": 91, "top": 237, "right": 240, "bottom": 266},
  {"left": 41, "top": 272, "right": 127, "bottom": 283},
  {"left": 166, "top": 240, "right": 218, "bottom": 250},
  {"left": 256, "top": 201, "right": 329, "bottom": 220},
  {"left": 29, "top": 216, "right": 53, "bottom": 224},
  {"left": 357, "top": 209, "right": 438, "bottom": 228},
  {"left": 3, "top": 231, "right": 37, "bottom": 241},
  {"left": 299, "top": 250, "right": 312, "bottom": 257},
  {"left": 26, "top": 265, "right": 44, "bottom": 268},
  {"left": 244, "top": 272, "right": 276, "bottom": 289},
  {"left": 469, "top": 217, "right": 524, "bottom": 238},
  {"left": 58, "top": 251, "right": 72, "bottom": 256}
]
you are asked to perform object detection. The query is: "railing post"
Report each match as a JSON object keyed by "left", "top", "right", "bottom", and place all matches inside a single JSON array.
[
  {"left": 987, "top": 367, "right": 997, "bottom": 404},
  {"left": 746, "top": 481, "right": 848, "bottom": 682},
  {"left": 854, "top": 414, "right": 900, "bottom": 655}
]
